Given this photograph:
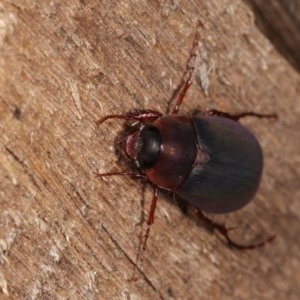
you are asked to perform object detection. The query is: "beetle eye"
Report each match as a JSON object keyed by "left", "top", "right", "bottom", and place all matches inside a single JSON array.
[{"left": 137, "top": 126, "right": 162, "bottom": 170}]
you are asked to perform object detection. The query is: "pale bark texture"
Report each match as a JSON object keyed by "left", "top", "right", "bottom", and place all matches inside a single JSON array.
[{"left": 0, "top": 1, "right": 299, "bottom": 299}]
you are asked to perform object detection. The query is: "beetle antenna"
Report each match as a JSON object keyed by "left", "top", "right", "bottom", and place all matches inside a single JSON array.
[
  {"left": 130, "top": 186, "right": 159, "bottom": 281},
  {"left": 193, "top": 208, "right": 276, "bottom": 249},
  {"left": 171, "top": 20, "right": 203, "bottom": 115}
]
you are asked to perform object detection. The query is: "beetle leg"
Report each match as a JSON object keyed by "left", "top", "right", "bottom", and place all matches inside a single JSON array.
[
  {"left": 131, "top": 186, "right": 159, "bottom": 281},
  {"left": 171, "top": 77, "right": 193, "bottom": 115},
  {"left": 95, "top": 110, "right": 163, "bottom": 126},
  {"left": 206, "top": 109, "right": 278, "bottom": 121},
  {"left": 126, "top": 110, "right": 163, "bottom": 122},
  {"left": 193, "top": 208, "right": 276, "bottom": 250},
  {"left": 94, "top": 171, "right": 147, "bottom": 179},
  {"left": 172, "top": 20, "right": 203, "bottom": 115}
]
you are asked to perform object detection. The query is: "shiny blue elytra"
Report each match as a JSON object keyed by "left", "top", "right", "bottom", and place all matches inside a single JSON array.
[{"left": 177, "top": 116, "right": 263, "bottom": 213}]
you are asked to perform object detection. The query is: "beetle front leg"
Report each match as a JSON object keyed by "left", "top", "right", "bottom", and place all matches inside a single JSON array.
[
  {"left": 193, "top": 208, "right": 276, "bottom": 250},
  {"left": 96, "top": 109, "right": 163, "bottom": 126},
  {"left": 206, "top": 109, "right": 278, "bottom": 121},
  {"left": 94, "top": 171, "right": 147, "bottom": 180},
  {"left": 130, "top": 186, "right": 159, "bottom": 281},
  {"left": 126, "top": 110, "right": 163, "bottom": 122}
]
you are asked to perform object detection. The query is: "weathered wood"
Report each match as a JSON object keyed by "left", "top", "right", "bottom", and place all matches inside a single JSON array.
[
  {"left": 244, "top": 0, "right": 300, "bottom": 72},
  {"left": 0, "top": 1, "right": 299, "bottom": 299}
]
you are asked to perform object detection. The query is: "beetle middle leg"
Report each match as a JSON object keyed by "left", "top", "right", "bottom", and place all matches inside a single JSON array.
[
  {"left": 206, "top": 109, "right": 278, "bottom": 121},
  {"left": 192, "top": 208, "right": 276, "bottom": 250}
]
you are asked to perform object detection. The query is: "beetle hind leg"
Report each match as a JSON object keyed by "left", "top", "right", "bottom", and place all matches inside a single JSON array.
[{"left": 193, "top": 208, "right": 275, "bottom": 250}]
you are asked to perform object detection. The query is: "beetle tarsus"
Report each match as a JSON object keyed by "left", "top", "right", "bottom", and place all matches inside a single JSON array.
[
  {"left": 193, "top": 208, "right": 275, "bottom": 250},
  {"left": 226, "top": 234, "right": 276, "bottom": 250},
  {"left": 95, "top": 114, "right": 128, "bottom": 126},
  {"left": 206, "top": 109, "right": 278, "bottom": 121}
]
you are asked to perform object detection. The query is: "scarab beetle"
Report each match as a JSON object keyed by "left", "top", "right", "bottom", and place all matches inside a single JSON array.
[
  {"left": 128, "top": 113, "right": 263, "bottom": 214},
  {"left": 95, "top": 23, "right": 277, "bottom": 279}
]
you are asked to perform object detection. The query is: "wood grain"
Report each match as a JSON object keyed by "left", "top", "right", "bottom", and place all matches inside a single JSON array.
[
  {"left": 244, "top": 0, "right": 300, "bottom": 72},
  {"left": 0, "top": 1, "right": 299, "bottom": 299}
]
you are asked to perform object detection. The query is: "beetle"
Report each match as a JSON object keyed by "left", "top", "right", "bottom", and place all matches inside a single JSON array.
[{"left": 95, "top": 22, "right": 277, "bottom": 279}]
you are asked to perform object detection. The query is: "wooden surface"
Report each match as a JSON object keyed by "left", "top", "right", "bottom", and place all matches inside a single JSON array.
[
  {"left": 244, "top": 0, "right": 300, "bottom": 72},
  {"left": 0, "top": 1, "right": 300, "bottom": 299}
]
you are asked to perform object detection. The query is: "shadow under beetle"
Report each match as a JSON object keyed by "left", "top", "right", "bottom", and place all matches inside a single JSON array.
[{"left": 95, "top": 21, "right": 277, "bottom": 280}]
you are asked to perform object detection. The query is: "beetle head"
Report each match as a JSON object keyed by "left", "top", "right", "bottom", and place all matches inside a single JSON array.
[{"left": 125, "top": 124, "right": 162, "bottom": 171}]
